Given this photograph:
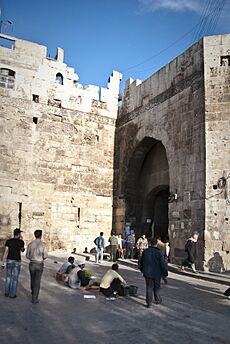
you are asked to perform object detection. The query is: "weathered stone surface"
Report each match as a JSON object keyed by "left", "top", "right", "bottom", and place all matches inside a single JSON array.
[
  {"left": 0, "top": 33, "right": 121, "bottom": 252},
  {"left": 0, "top": 33, "right": 229, "bottom": 272},
  {"left": 114, "top": 34, "right": 230, "bottom": 271}
]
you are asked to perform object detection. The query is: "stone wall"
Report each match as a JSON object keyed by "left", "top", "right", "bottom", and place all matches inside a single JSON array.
[
  {"left": 114, "top": 34, "right": 230, "bottom": 271},
  {"left": 0, "top": 34, "right": 122, "bottom": 252},
  {"left": 114, "top": 39, "right": 206, "bottom": 267},
  {"left": 1, "top": 32, "right": 229, "bottom": 271},
  {"left": 204, "top": 35, "right": 230, "bottom": 272}
]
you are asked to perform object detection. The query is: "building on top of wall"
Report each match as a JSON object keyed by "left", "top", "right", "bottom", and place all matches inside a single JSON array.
[{"left": 0, "top": 33, "right": 122, "bottom": 252}]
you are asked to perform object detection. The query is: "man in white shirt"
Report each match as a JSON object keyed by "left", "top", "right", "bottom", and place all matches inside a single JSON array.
[
  {"left": 56, "top": 256, "right": 75, "bottom": 282},
  {"left": 100, "top": 263, "right": 126, "bottom": 297},
  {"left": 68, "top": 258, "right": 91, "bottom": 289},
  {"left": 26, "top": 230, "right": 48, "bottom": 304}
]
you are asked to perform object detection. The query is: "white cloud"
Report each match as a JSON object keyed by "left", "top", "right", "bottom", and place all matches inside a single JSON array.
[{"left": 138, "top": 0, "right": 204, "bottom": 13}]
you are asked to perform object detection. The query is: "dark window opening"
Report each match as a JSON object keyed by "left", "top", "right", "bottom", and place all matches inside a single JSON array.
[
  {"left": 32, "top": 94, "right": 39, "bottom": 103},
  {"left": 0, "top": 68, "right": 15, "bottom": 89},
  {"left": 213, "top": 185, "right": 218, "bottom": 190},
  {"left": 220, "top": 55, "right": 230, "bottom": 66},
  {"left": 96, "top": 135, "right": 99, "bottom": 142},
  {"left": 48, "top": 99, "right": 62, "bottom": 108},
  {"left": 18, "top": 202, "right": 22, "bottom": 229},
  {"left": 33, "top": 117, "right": 38, "bottom": 124},
  {"left": 77, "top": 208, "right": 81, "bottom": 222},
  {"left": 56, "top": 73, "right": 63, "bottom": 85}
]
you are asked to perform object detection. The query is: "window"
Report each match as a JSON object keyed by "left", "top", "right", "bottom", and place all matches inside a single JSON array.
[
  {"left": 0, "top": 68, "right": 15, "bottom": 89},
  {"left": 33, "top": 117, "right": 38, "bottom": 124},
  {"left": 220, "top": 56, "right": 230, "bottom": 66},
  {"left": 56, "top": 73, "right": 63, "bottom": 85},
  {"left": 32, "top": 94, "right": 39, "bottom": 103}
]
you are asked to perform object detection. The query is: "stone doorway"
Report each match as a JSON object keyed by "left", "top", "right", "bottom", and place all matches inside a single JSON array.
[{"left": 125, "top": 138, "right": 169, "bottom": 239}]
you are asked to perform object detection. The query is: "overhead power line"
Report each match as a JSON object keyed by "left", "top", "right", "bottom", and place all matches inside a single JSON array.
[{"left": 122, "top": 0, "right": 226, "bottom": 74}]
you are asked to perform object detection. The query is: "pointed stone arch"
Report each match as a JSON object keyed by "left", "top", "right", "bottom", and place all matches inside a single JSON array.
[{"left": 125, "top": 137, "right": 170, "bottom": 239}]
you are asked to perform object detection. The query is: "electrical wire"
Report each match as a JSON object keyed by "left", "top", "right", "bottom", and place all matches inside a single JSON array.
[{"left": 122, "top": 0, "right": 226, "bottom": 75}]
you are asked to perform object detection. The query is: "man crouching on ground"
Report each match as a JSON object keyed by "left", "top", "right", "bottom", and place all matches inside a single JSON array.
[
  {"left": 100, "top": 263, "right": 126, "bottom": 298},
  {"left": 68, "top": 258, "right": 91, "bottom": 290},
  {"left": 140, "top": 237, "right": 168, "bottom": 308}
]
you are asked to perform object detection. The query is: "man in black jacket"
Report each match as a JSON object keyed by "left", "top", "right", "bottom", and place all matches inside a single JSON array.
[
  {"left": 0, "top": 228, "right": 25, "bottom": 298},
  {"left": 181, "top": 231, "right": 199, "bottom": 273},
  {"left": 140, "top": 237, "right": 168, "bottom": 308}
]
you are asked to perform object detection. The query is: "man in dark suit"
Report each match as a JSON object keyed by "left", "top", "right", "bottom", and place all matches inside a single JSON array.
[{"left": 140, "top": 237, "right": 168, "bottom": 308}]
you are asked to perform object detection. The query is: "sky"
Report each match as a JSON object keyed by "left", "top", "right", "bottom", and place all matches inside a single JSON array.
[{"left": 1, "top": 0, "right": 230, "bottom": 90}]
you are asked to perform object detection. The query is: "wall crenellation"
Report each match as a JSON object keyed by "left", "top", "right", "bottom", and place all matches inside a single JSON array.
[{"left": 0, "top": 33, "right": 122, "bottom": 118}]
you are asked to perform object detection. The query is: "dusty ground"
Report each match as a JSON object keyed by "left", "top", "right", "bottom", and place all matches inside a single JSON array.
[{"left": 0, "top": 252, "right": 229, "bottom": 344}]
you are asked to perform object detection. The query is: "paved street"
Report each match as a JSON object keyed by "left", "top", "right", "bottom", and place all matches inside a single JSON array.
[{"left": 0, "top": 253, "right": 229, "bottom": 344}]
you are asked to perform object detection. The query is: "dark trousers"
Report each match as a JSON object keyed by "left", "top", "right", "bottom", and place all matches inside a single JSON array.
[
  {"left": 100, "top": 278, "right": 123, "bottom": 297},
  {"left": 77, "top": 270, "right": 90, "bottom": 287},
  {"left": 110, "top": 245, "right": 117, "bottom": 262},
  {"left": 29, "top": 262, "right": 43, "bottom": 301},
  {"left": 145, "top": 277, "right": 162, "bottom": 305},
  {"left": 127, "top": 243, "right": 134, "bottom": 259}
]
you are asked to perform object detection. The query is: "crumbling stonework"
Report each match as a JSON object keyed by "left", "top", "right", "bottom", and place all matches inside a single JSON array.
[
  {"left": 0, "top": 34, "right": 122, "bottom": 251},
  {"left": 114, "top": 34, "right": 230, "bottom": 271}
]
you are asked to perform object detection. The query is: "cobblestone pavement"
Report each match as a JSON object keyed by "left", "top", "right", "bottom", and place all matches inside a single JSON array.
[{"left": 0, "top": 252, "right": 229, "bottom": 344}]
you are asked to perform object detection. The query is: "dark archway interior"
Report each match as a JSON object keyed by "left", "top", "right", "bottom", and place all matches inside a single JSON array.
[{"left": 125, "top": 138, "right": 169, "bottom": 240}]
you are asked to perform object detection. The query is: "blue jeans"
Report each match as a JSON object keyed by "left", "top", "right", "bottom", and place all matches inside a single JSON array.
[
  {"left": 5, "top": 259, "right": 21, "bottom": 297},
  {"left": 96, "top": 247, "right": 104, "bottom": 263}
]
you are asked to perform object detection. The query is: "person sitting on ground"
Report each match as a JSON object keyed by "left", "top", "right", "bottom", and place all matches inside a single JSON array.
[
  {"left": 68, "top": 258, "right": 91, "bottom": 290},
  {"left": 58, "top": 256, "right": 75, "bottom": 274},
  {"left": 100, "top": 263, "right": 127, "bottom": 297}
]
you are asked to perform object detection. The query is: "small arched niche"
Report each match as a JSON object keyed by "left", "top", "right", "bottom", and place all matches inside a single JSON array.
[{"left": 56, "top": 72, "right": 63, "bottom": 85}]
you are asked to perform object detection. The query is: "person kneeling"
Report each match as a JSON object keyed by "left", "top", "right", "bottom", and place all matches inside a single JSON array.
[
  {"left": 68, "top": 258, "right": 91, "bottom": 290},
  {"left": 100, "top": 263, "right": 126, "bottom": 297}
]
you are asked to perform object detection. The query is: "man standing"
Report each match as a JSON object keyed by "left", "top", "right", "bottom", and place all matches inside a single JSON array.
[
  {"left": 108, "top": 231, "right": 118, "bottom": 262},
  {"left": 126, "top": 230, "right": 135, "bottom": 259},
  {"left": 136, "top": 234, "right": 148, "bottom": 267},
  {"left": 140, "top": 237, "right": 168, "bottom": 307},
  {"left": 156, "top": 236, "right": 168, "bottom": 284},
  {"left": 181, "top": 231, "right": 199, "bottom": 273},
  {"left": 94, "top": 232, "right": 105, "bottom": 264},
  {"left": 0, "top": 228, "right": 25, "bottom": 298},
  {"left": 26, "top": 230, "right": 48, "bottom": 303}
]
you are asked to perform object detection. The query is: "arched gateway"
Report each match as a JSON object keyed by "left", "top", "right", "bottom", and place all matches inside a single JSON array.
[{"left": 125, "top": 137, "right": 169, "bottom": 240}]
